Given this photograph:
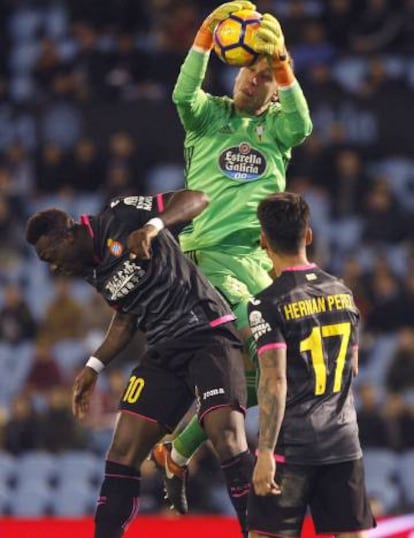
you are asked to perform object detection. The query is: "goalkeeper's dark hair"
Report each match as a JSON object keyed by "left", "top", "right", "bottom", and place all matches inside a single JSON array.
[
  {"left": 25, "top": 208, "right": 70, "bottom": 245},
  {"left": 257, "top": 192, "right": 309, "bottom": 254}
]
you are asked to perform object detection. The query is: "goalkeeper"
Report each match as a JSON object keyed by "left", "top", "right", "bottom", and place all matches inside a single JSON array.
[{"left": 152, "top": 1, "right": 312, "bottom": 514}]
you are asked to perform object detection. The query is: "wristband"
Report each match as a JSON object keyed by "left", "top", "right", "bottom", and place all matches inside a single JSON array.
[
  {"left": 145, "top": 217, "right": 164, "bottom": 232},
  {"left": 86, "top": 356, "right": 105, "bottom": 374}
]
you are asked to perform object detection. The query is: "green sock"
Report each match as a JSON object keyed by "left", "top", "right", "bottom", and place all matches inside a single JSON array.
[
  {"left": 245, "top": 370, "right": 258, "bottom": 407},
  {"left": 245, "top": 334, "right": 259, "bottom": 407},
  {"left": 172, "top": 415, "right": 208, "bottom": 461},
  {"left": 245, "top": 334, "right": 258, "bottom": 369}
]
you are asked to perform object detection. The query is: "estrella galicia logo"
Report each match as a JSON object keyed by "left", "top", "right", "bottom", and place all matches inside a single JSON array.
[{"left": 218, "top": 142, "right": 266, "bottom": 181}]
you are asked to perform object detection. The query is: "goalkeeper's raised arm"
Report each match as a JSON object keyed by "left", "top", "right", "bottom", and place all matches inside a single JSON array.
[
  {"left": 250, "top": 12, "right": 312, "bottom": 148},
  {"left": 172, "top": 1, "right": 256, "bottom": 130}
]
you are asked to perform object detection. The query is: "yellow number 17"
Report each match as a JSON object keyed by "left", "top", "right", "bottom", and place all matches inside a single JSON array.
[{"left": 300, "top": 322, "right": 351, "bottom": 395}]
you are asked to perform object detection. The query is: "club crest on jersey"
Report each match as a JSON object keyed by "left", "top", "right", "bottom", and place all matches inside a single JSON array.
[
  {"left": 107, "top": 239, "right": 123, "bottom": 257},
  {"left": 218, "top": 142, "right": 266, "bottom": 182},
  {"left": 249, "top": 310, "right": 271, "bottom": 339}
]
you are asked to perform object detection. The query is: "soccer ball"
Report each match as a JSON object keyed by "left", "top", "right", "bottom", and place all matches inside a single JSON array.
[{"left": 213, "top": 9, "right": 262, "bottom": 67}]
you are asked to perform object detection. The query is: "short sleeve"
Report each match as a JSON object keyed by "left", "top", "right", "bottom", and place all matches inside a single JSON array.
[
  {"left": 109, "top": 195, "right": 161, "bottom": 226},
  {"left": 248, "top": 297, "right": 287, "bottom": 357}
]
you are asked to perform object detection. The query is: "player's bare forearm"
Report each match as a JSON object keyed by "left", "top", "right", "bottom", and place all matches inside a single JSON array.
[
  {"left": 92, "top": 311, "right": 137, "bottom": 366},
  {"left": 352, "top": 345, "right": 359, "bottom": 377},
  {"left": 257, "top": 348, "right": 287, "bottom": 452},
  {"left": 161, "top": 190, "right": 209, "bottom": 226}
]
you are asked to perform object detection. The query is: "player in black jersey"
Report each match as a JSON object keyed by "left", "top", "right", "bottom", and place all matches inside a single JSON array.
[
  {"left": 246, "top": 193, "right": 375, "bottom": 538},
  {"left": 26, "top": 190, "right": 253, "bottom": 538}
]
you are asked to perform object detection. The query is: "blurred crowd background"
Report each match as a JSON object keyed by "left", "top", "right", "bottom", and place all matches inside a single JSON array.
[{"left": 0, "top": 0, "right": 413, "bottom": 522}]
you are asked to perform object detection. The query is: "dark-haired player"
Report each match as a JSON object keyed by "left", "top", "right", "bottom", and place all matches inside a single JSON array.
[
  {"left": 247, "top": 192, "right": 375, "bottom": 538},
  {"left": 26, "top": 190, "right": 253, "bottom": 538}
]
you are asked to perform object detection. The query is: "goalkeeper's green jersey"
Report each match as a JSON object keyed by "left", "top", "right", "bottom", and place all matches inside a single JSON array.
[{"left": 173, "top": 50, "right": 312, "bottom": 254}]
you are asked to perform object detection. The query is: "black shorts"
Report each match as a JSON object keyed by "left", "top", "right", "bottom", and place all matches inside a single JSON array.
[
  {"left": 247, "top": 458, "right": 375, "bottom": 536},
  {"left": 119, "top": 327, "right": 246, "bottom": 432}
]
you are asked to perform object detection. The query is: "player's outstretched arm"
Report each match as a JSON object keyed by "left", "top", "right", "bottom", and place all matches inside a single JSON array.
[
  {"left": 173, "top": 2, "right": 255, "bottom": 129},
  {"left": 252, "top": 13, "right": 312, "bottom": 147},
  {"left": 127, "top": 190, "right": 209, "bottom": 260},
  {"left": 72, "top": 311, "right": 137, "bottom": 418}
]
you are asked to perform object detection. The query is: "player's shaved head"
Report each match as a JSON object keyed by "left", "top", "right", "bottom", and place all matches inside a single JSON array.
[{"left": 257, "top": 192, "right": 310, "bottom": 254}]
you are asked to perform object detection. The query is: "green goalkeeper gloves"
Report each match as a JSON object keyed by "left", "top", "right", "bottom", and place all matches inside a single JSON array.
[
  {"left": 253, "top": 13, "right": 286, "bottom": 59},
  {"left": 253, "top": 13, "right": 294, "bottom": 86}
]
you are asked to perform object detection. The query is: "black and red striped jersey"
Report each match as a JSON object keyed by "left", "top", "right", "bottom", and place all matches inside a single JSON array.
[
  {"left": 81, "top": 195, "right": 236, "bottom": 348},
  {"left": 248, "top": 263, "right": 362, "bottom": 464}
]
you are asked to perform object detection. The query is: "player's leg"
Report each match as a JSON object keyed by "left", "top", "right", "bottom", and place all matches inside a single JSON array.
[
  {"left": 95, "top": 412, "right": 166, "bottom": 538},
  {"left": 152, "top": 249, "right": 271, "bottom": 483},
  {"left": 203, "top": 407, "right": 253, "bottom": 538},
  {"left": 191, "top": 329, "right": 254, "bottom": 537},
  {"left": 309, "top": 459, "right": 375, "bottom": 538},
  {"left": 95, "top": 362, "right": 194, "bottom": 538}
]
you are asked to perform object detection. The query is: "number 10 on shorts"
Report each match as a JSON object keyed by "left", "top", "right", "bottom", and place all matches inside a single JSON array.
[{"left": 122, "top": 375, "right": 145, "bottom": 403}]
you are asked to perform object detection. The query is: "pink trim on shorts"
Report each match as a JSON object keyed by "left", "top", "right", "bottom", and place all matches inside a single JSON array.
[
  {"left": 120, "top": 409, "right": 158, "bottom": 423},
  {"left": 258, "top": 343, "right": 287, "bottom": 356},
  {"left": 80, "top": 214, "right": 95, "bottom": 238},
  {"left": 352, "top": 344, "right": 359, "bottom": 350},
  {"left": 209, "top": 314, "right": 236, "bottom": 327},
  {"left": 199, "top": 403, "right": 246, "bottom": 424},
  {"left": 283, "top": 263, "right": 316, "bottom": 272},
  {"left": 156, "top": 193, "right": 164, "bottom": 213}
]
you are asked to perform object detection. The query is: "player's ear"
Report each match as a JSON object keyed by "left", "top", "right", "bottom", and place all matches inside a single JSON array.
[
  {"left": 65, "top": 226, "right": 77, "bottom": 244},
  {"left": 305, "top": 227, "right": 313, "bottom": 246},
  {"left": 260, "top": 230, "right": 269, "bottom": 251}
]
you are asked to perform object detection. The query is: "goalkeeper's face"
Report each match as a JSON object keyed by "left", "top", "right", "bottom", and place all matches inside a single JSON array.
[{"left": 233, "top": 57, "right": 277, "bottom": 115}]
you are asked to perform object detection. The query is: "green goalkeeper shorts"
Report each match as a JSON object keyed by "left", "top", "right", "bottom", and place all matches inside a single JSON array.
[{"left": 187, "top": 247, "right": 272, "bottom": 331}]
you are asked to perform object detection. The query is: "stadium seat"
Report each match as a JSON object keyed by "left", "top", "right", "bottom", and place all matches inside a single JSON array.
[
  {"left": 146, "top": 163, "right": 184, "bottom": 192},
  {"left": 0, "top": 451, "right": 17, "bottom": 486},
  {"left": 332, "top": 57, "right": 368, "bottom": 92},
  {"left": 372, "top": 158, "right": 414, "bottom": 212},
  {"left": 10, "top": 481, "right": 52, "bottom": 516},
  {"left": 0, "top": 342, "right": 34, "bottom": 403},
  {"left": 363, "top": 334, "right": 399, "bottom": 386},
  {"left": 363, "top": 448, "right": 400, "bottom": 512},
  {"left": 8, "top": 7, "right": 42, "bottom": 43},
  {"left": 9, "top": 42, "right": 40, "bottom": 74},
  {"left": 52, "top": 339, "right": 89, "bottom": 379},
  {"left": 43, "top": 4, "right": 68, "bottom": 39},
  {"left": 51, "top": 481, "right": 97, "bottom": 516},
  {"left": 15, "top": 452, "right": 59, "bottom": 487},
  {"left": 58, "top": 451, "right": 103, "bottom": 486},
  {"left": 396, "top": 450, "right": 414, "bottom": 505}
]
